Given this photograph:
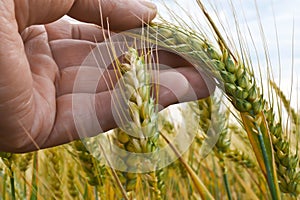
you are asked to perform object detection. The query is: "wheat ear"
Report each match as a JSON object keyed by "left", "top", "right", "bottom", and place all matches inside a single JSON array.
[
  {"left": 44, "top": 148, "right": 63, "bottom": 199},
  {"left": 111, "top": 48, "right": 161, "bottom": 199}
]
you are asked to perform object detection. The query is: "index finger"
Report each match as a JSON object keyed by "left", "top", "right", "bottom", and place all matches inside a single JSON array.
[
  {"left": 15, "top": 0, "right": 157, "bottom": 32},
  {"left": 68, "top": 0, "right": 157, "bottom": 31}
]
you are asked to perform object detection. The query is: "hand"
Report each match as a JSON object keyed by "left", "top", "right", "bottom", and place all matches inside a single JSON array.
[{"left": 0, "top": 0, "right": 211, "bottom": 153}]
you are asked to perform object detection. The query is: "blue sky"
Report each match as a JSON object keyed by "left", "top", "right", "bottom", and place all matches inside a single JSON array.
[{"left": 152, "top": 0, "right": 300, "bottom": 105}]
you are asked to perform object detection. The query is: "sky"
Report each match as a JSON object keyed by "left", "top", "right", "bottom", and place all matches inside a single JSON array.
[
  {"left": 152, "top": 0, "right": 300, "bottom": 106},
  {"left": 64, "top": 0, "right": 300, "bottom": 106}
]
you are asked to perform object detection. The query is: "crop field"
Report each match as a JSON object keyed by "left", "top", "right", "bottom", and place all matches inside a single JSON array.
[{"left": 0, "top": 0, "right": 299, "bottom": 199}]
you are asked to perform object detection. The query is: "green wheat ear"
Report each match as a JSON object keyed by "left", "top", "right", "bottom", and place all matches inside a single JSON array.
[
  {"left": 269, "top": 81, "right": 300, "bottom": 195},
  {"left": 110, "top": 48, "right": 161, "bottom": 199},
  {"left": 268, "top": 81, "right": 300, "bottom": 195},
  {"left": 143, "top": 21, "right": 294, "bottom": 197}
]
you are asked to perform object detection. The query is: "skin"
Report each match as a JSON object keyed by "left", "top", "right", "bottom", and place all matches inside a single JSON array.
[{"left": 0, "top": 0, "right": 211, "bottom": 153}]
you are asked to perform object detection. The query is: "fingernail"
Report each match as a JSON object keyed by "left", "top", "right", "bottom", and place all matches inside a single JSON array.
[{"left": 138, "top": 0, "right": 157, "bottom": 11}]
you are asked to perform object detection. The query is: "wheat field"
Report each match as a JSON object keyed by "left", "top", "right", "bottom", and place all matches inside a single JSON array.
[{"left": 0, "top": 0, "right": 299, "bottom": 199}]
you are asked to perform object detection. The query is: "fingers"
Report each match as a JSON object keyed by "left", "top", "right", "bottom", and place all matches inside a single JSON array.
[
  {"left": 56, "top": 64, "right": 212, "bottom": 100},
  {"left": 68, "top": 0, "right": 157, "bottom": 31},
  {"left": 42, "top": 74, "right": 187, "bottom": 147},
  {"left": 14, "top": 0, "right": 157, "bottom": 32},
  {"left": 45, "top": 20, "right": 109, "bottom": 42},
  {"left": 157, "top": 69, "right": 212, "bottom": 108},
  {"left": 152, "top": 50, "right": 192, "bottom": 68},
  {"left": 49, "top": 39, "right": 97, "bottom": 69},
  {"left": 42, "top": 92, "right": 115, "bottom": 148},
  {"left": 56, "top": 66, "right": 119, "bottom": 96},
  {"left": 56, "top": 65, "right": 202, "bottom": 94},
  {"left": 19, "top": 67, "right": 213, "bottom": 151},
  {"left": 52, "top": 38, "right": 213, "bottom": 98},
  {"left": 15, "top": 0, "right": 75, "bottom": 32},
  {"left": 42, "top": 66, "right": 213, "bottom": 148},
  {"left": 170, "top": 67, "right": 213, "bottom": 100},
  {"left": 50, "top": 39, "right": 194, "bottom": 69}
]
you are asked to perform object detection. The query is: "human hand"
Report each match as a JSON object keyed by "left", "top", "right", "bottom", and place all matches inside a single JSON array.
[{"left": 0, "top": 0, "right": 211, "bottom": 152}]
